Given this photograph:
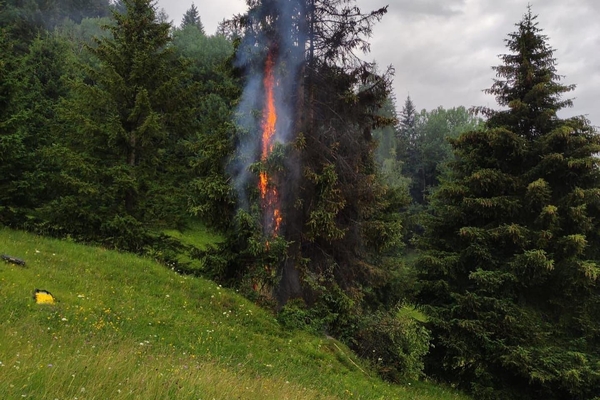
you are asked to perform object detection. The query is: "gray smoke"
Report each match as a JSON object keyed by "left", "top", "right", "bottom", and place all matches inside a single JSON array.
[{"left": 229, "top": 0, "right": 306, "bottom": 211}]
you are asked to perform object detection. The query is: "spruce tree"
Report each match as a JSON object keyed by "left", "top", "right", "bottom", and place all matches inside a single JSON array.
[
  {"left": 210, "top": 0, "right": 403, "bottom": 316},
  {"left": 0, "top": 29, "right": 25, "bottom": 224},
  {"left": 180, "top": 3, "right": 204, "bottom": 33},
  {"left": 0, "top": 31, "right": 74, "bottom": 226},
  {"left": 418, "top": 7, "right": 600, "bottom": 399},
  {"left": 396, "top": 95, "right": 428, "bottom": 203},
  {"left": 45, "top": 0, "right": 195, "bottom": 248},
  {"left": 171, "top": 19, "right": 239, "bottom": 230},
  {"left": 397, "top": 95, "right": 417, "bottom": 157}
]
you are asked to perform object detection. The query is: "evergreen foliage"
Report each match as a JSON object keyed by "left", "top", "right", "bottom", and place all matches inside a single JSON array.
[
  {"left": 417, "top": 8, "right": 600, "bottom": 399},
  {"left": 0, "top": 29, "right": 25, "bottom": 224},
  {"left": 41, "top": 0, "right": 195, "bottom": 249},
  {"left": 218, "top": 0, "right": 406, "bottom": 313},
  {"left": 0, "top": 0, "right": 111, "bottom": 47},
  {"left": 171, "top": 22, "right": 239, "bottom": 231},
  {"left": 297, "top": 63, "right": 406, "bottom": 310},
  {"left": 180, "top": 3, "right": 204, "bottom": 33},
  {"left": 396, "top": 100, "right": 482, "bottom": 205},
  {"left": 391, "top": 102, "right": 482, "bottom": 247},
  {"left": 0, "top": 31, "right": 74, "bottom": 226},
  {"left": 396, "top": 95, "right": 417, "bottom": 165},
  {"left": 203, "top": 0, "right": 418, "bottom": 381}
]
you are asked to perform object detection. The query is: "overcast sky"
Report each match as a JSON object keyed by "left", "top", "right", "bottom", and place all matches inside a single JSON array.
[{"left": 157, "top": 0, "right": 600, "bottom": 126}]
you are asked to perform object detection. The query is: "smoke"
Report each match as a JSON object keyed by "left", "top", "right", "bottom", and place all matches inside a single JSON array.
[{"left": 229, "top": 0, "right": 306, "bottom": 215}]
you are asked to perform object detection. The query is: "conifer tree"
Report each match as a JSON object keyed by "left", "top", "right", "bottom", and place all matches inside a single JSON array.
[
  {"left": 418, "top": 7, "right": 600, "bottom": 399},
  {"left": 210, "top": 0, "right": 403, "bottom": 315},
  {"left": 396, "top": 96, "right": 420, "bottom": 201},
  {"left": 397, "top": 95, "right": 417, "bottom": 156},
  {"left": 45, "top": 0, "right": 195, "bottom": 248},
  {"left": 180, "top": 3, "right": 204, "bottom": 33},
  {"left": 0, "top": 29, "right": 25, "bottom": 224},
  {"left": 171, "top": 18, "right": 239, "bottom": 230},
  {"left": 0, "top": 31, "right": 74, "bottom": 226}
]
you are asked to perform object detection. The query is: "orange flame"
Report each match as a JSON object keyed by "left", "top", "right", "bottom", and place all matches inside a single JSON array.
[
  {"left": 261, "top": 54, "right": 277, "bottom": 165},
  {"left": 259, "top": 51, "right": 282, "bottom": 236}
]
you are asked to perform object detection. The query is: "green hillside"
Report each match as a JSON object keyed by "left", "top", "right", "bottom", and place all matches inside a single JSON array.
[{"left": 0, "top": 228, "right": 466, "bottom": 399}]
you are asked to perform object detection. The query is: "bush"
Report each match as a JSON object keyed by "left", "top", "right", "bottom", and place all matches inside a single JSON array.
[
  {"left": 277, "top": 298, "right": 325, "bottom": 335},
  {"left": 354, "top": 308, "right": 430, "bottom": 382}
]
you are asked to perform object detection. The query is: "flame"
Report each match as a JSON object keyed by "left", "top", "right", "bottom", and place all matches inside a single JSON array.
[
  {"left": 261, "top": 54, "right": 277, "bottom": 165},
  {"left": 259, "top": 51, "right": 282, "bottom": 236}
]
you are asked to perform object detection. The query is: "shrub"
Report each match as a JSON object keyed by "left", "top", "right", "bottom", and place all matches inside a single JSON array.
[
  {"left": 277, "top": 298, "right": 325, "bottom": 335},
  {"left": 354, "top": 308, "right": 430, "bottom": 382}
]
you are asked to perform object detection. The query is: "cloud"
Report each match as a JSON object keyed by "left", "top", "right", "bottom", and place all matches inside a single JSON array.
[
  {"left": 382, "top": 0, "right": 465, "bottom": 17},
  {"left": 157, "top": 0, "right": 600, "bottom": 125},
  {"left": 363, "top": 0, "right": 600, "bottom": 123}
]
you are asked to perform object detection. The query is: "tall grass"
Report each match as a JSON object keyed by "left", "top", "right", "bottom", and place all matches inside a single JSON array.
[{"left": 0, "top": 228, "right": 467, "bottom": 399}]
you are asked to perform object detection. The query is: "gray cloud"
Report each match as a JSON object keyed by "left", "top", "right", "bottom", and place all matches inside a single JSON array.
[
  {"left": 382, "top": 0, "right": 465, "bottom": 17},
  {"left": 158, "top": 0, "right": 600, "bottom": 125},
  {"left": 365, "top": 0, "right": 600, "bottom": 123}
]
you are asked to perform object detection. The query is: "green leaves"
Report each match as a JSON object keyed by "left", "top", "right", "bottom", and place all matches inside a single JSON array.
[
  {"left": 305, "top": 164, "right": 347, "bottom": 242},
  {"left": 31, "top": 0, "right": 201, "bottom": 247},
  {"left": 417, "top": 7, "right": 600, "bottom": 399},
  {"left": 512, "top": 249, "right": 554, "bottom": 275}
]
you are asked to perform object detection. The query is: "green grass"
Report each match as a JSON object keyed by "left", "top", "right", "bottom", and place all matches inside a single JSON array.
[
  {"left": 162, "top": 220, "right": 223, "bottom": 249},
  {"left": 161, "top": 220, "right": 224, "bottom": 273},
  {"left": 0, "top": 227, "right": 468, "bottom": 399}
]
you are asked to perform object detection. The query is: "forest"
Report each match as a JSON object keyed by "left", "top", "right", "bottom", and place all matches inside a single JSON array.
[{"left": 1, "top": 0, "right": 599, "bottom": 398}]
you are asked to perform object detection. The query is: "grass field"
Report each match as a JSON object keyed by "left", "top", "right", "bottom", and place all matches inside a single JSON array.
[{"left": 0, "top": 227, "right": 468, "bottom": 399}]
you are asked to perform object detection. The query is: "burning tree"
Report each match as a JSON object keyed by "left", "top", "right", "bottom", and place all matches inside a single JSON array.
[{"left": 211, "top": 0, "right": 404, "bottom": 317}]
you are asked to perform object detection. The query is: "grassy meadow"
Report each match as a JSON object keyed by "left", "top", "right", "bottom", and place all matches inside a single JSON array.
[{"left": 0, "top": 228, "right": 467, "bottom": 399}]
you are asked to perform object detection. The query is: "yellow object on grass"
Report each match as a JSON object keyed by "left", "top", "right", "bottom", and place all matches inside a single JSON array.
[{"left": 34, "top": 289, "right": 56, "bottom": 304}]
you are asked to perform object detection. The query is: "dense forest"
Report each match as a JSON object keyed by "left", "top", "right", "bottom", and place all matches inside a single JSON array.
[{"left": 1, "top": 0, "right": 598, "bottom": 398}]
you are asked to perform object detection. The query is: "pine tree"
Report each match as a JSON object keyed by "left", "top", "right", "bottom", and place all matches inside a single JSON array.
[
  {"left": 396, "top": 96, "right": 421, "bottom": 201},
  {"left": 296, "top": 1, "right": 396, "bottom": 312},
  {"left": 0, "top": 30, "right": 74, "bottom": 226},
  {"left": 210, "top": 0, "right": 402, "bottom": 314},
  {"left": 45, "top": 0, "right": 195, "bottom": 248},
  {"left": 0, "top": 29, "right": 26, "bottom": 224},
  {"left": 397, "top": 95, "right": 417, "bottom": 155},
  {"left": 417, "top": 7, "right": 600, "bottom": 399},
  {"left": 171, "top": 18, "right": 239, "bottom": 230},
  {"left": 180, "top": 3, "right": 204, "bottom": 33}
]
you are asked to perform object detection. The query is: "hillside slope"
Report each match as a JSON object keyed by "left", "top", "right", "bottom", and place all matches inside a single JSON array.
[{"left": 0, "top": 228, "right": 467, "bottom": 399}]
